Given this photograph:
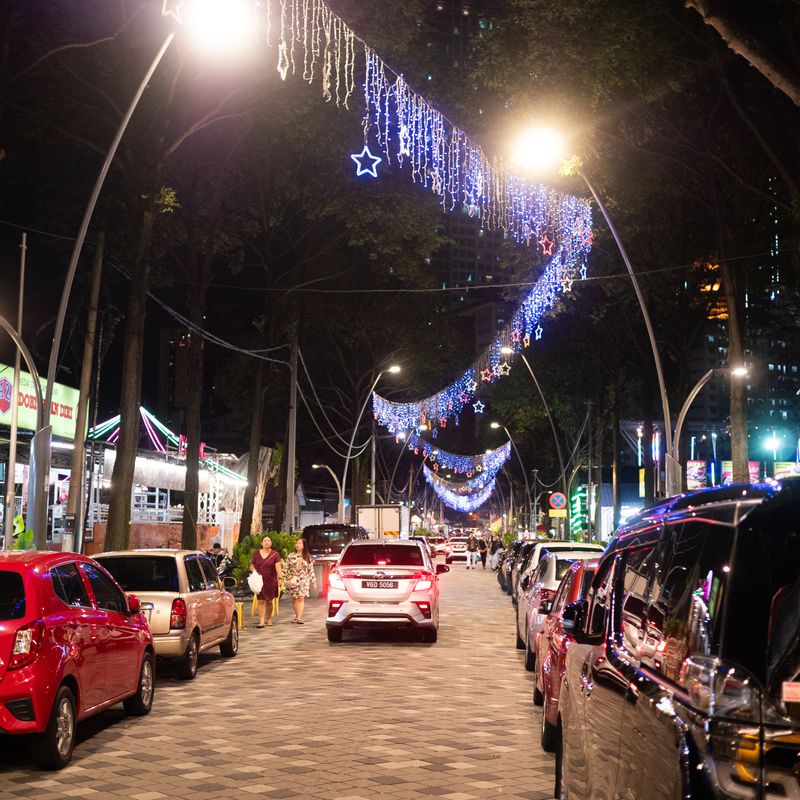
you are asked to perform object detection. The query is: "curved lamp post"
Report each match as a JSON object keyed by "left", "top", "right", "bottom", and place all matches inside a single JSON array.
[
  {"left": 340, "top": 365, "right": 400, "bottom": 522},
  {"left": 312, "top": 464, "right": 344, "bottom": 524},
  {"left": 491, "top": 421, "right": 532, "bottom": 530}
]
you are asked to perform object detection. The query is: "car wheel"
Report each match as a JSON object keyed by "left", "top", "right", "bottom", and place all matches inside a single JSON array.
[
  {"left": 32, "top": 685, "right": 76, "bottom": 770},
  {"left": 515, "top": 608, "right": 525, "bottom": 650},
  {"left": 554, "top": 719, "right": 566, "bottom": 799},
  {"left": 220, "top": 614, "right": 239, "bottom": 657},
  {"left": 422, "top": 627, "right": 438, "bottom": 644},
  {"left": 177, "top": 633, "right": 199, "bottom": 680},
  {"left": 327, "top": 626, "right": 343, "bottom": 643},
  {"left": 124, "top": 652, "right": 155, "bottom": 716},
  {"left": 541, "top": 705, "right": 558, "bottom": 752},
  {"left": 524, "top": 642, "right": 536, "bottom": 672}
]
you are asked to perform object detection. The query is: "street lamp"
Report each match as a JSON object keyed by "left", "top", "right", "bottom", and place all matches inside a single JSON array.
[
  {"left": 673, "top": 367, "right": 750, "bottom": 467},
  {"left": 312, "top": 464, "right": 344, "bottom": 523},
  {"left": 31, "top": 0, "right": 255, "bottom": 547},
  {"left": 512, "top": 128, "right": 677, "bottom": 497},
  {"left": 340, "top": 365, "right": 401, "bottom": 523},
  {"left": 491, "top": 421, "right": 532, "bottom": 530},
  {"left": 501, "top": 345, "right": 566, "bottom": 495}
]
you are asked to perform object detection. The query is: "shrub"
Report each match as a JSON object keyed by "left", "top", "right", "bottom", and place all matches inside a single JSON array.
[{"left": 232, "top": 531, "right": 299, "bottom": 584}]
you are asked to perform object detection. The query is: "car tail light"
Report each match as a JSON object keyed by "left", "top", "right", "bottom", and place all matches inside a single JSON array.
[
  {"left": 539, "top": 588, "right": 556, "bottom": 601},
  {"left": 414, "top": 601, "right": 432, "bottom": 619},
  {"left": 414, "top": 573, "right": 433, "bottom": 592},
  {"left": 328, "top": 571, "right": 346, "bottom": 591},
  {"left": 8, "top": 621, "right": 44, "bottom": 670},
  {"left": 328, "top": 600, "right": 344, "bottom": 616},
  {"left": 170, "top": 598, "right": 187, "bottom": 630}
]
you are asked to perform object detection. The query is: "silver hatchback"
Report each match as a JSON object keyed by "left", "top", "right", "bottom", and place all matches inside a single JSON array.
[{"left": 326, "top": 540, "right": 449, "bottom": 643}]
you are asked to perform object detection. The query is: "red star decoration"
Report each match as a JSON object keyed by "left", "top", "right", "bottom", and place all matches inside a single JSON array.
[
  {"left": 414, "top": 447, "right": 419, "bottom": 455},
  {"left": 540, "top": 235, "right": 554, "bottom": 256},
  {"left": 433, "top": 463, "right": 439, "bottom": 472},
  {"left": 511, "top": 328, "right": 521, "bottom": 344},
  {"left": 439, "top": 417, "right": 446, "bottom": 428},
  {"left": 480, "top": 368, "right": 492, "bottom": 383},
  {"left": 580, "top": 227, "right": 593, "bottom": 246}
]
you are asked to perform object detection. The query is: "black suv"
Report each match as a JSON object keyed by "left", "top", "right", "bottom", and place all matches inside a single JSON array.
[
  {"left": 555, "top": 481, "right": 800, "bottom": 799},
  {"left": 301, "top": 524, "right": 369, "bottom": 563}
]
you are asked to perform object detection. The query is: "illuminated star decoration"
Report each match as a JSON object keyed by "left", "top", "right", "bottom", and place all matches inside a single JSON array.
[
  {"left": 480, "top": 368, "right": 493, "bottom": 383},
  {"left": 523, "top": 334, "right": 531, "bottom": 348},
  {"left": 161, "top": 0, "right": 184, "bottom": 21},
  {"left": 535, "top": 325, "right": 543, "bottom": 341},
  {"left": 468, "top": 380, "right": 478, "bottom": 393},
  {"left": 499, "top": 362, "right": 511, "bottom": 376},
  {"left": 473, "top": 400, "right": 485, "bottom": 414},
  {"left": 511, "top": 328, "right": 521, "bottom": 344},
  {"left": 540, "top": 234, "right": 554, "bottom": 256},
  {"left": 351, "top": 145, "right": 382, "bottom": 177}
]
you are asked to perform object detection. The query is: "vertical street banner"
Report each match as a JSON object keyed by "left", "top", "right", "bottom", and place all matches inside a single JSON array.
[
  {"left": 0, "top": 363, "right": 81, "bottom": 440},
  {"left": 720, "top": 460, "right": 761, "bottom": 485},
  {"left": 686, "top": 460, "right": 708, "bottom": 490}
]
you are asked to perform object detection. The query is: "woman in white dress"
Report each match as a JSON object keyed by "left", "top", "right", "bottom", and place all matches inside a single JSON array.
[{"left": 282, "top": 538, "right": 316, "bottom": 624}]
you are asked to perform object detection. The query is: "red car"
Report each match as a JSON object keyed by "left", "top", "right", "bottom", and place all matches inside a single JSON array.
[
  {"left": 532, "top": 557, "right": 599, "bottom": 752},
  {"left": 0, "top": 551, "right": 155, "bottom": 769}
]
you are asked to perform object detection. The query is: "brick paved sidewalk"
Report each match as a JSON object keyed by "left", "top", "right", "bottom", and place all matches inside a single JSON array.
[{"left": 0, "top": 560, "right": 555, "bottom": 800}]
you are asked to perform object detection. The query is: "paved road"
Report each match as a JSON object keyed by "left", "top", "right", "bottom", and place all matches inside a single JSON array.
[{"left": 0, "top": 560, "right": 555, "bottom": 800}]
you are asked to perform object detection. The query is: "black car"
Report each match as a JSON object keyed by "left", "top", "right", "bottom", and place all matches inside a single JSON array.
[
  {"left": 499, "top": 540, "right": 523, "bottom": 593},
  {"left": 301, "top": 524, "right": 369, "bottom": 563},
  {"left": 555, "top": 481, "right": 800, "bottom": 800}
]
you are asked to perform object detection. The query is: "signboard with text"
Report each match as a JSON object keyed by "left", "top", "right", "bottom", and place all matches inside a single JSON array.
[
  {"left": 686, "top": 460, "right": 708, "bottom": 490},
  {"left": 721, "top": 460, "right": 760, "bottom": 485},
  {"left": 0, "top": 363, "right": 81, "bottom": 440},
  {"left": 774, "top": 461, "right": 800, "bottom": 479}
]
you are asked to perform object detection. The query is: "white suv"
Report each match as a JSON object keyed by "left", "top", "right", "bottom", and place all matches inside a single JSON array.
[
  {"left": 444, "top": 537, "right": 469, "bottom": 564},
  {"left": 326, "top": 540, "right": 449, "bottom": 643}
]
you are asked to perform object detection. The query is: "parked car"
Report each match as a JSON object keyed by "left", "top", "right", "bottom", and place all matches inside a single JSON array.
[
  {"left": 509, "top": 541, "right": 538, "bottom": 601},
  {"left": 326, "top": 539, "right": 449, "bottom": 643},
  {"left": 532, "top": 557, "right": 599, "bottom": 751},
  {"left": 555, "top": 481, "right": 800, "bottom": 800},
  {"left": 516, "top": 546, "right": 603, "bottom": 660},
  {"left": 410, "top": 535, "right": 436, "bottom": 559},
  {"left": 513, "top": 540, "right": 603, "bottom": 606},
  {"left": 0, "top": 551, "right": 154, "bottom": 769},
  {"left": 429, "top": 537, "right": 448, "bottom": 556},
  {"left": 94, "top": 549, "right": 237, "bottom": 680},
  {"left": 301, "top": 523, "right": 369, "bottom": 564},
  {"left": 444, "top": 536, "right": 469, "bottom": 564},
  {"left": 499, "top": 540, "right": 523, "bottom": 592}
]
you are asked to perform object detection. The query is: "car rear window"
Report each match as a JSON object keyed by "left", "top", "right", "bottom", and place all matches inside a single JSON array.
[
  {"left": 304, "top": 529, "right": 352, "bottom": 551},
  {"left": 0, "top": 571, "right": 25, "bottom": 620},
  {"left": 95, "top": 556, "right": 179, "bottom": 593},
  {"left": 340, "top": 545, "right": 424, "bottom": 567},
  {"left": 555, "top": 558, "right": 578, "bottom": 582}
]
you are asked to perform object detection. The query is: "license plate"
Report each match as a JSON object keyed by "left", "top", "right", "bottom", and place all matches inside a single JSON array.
[{"left": 362, "top": 580, "right": 398, "bottom": 589}]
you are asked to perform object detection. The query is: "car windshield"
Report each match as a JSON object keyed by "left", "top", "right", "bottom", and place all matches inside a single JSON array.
[
  {"left": 340, "top": 545, "right": 424, "bottom": 567},
  {"left": 0, "top": 571, "right": 25, "bottom": 620},
  {"left": 725, "top": 505, "right": 800, "bottom": 706},
  {"left": 304, "top": 529, "right": 352, "bottom": 551},
  {"left": 95, "top": 556, "right": 179, "bottom": 592}
]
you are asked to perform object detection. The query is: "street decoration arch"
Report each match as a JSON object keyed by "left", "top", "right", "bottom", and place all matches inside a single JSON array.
[{"left": 423, "top": 466, "right": 496, "bottom": 513}]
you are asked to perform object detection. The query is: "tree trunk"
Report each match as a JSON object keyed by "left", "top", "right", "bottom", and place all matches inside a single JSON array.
[
  {"left": 643, "top": 413, "right": 655, "bottom": 506},
  {"left": 684, "top": 0, "right": 800, "bottom": 108},
  {"left": 105, "top": 206, "right": 156, "bottom": 552},
  {"left": 272, "top": 436, "right": 288, "bottom": 533},
  {"left": 611, "top": 384, "right": 621, "bottom": 530},
  {"left": 593, "top": 408, "right": 604, "bottom": 541},
  {"left": 238, "top": 361, "right": 265, "bottom": 542},
  {"left": 720, "top": 261, "right": 749, "bottom": 482},
  {"left": 181, "top": 323, "right": 204, "bottom": 549}
]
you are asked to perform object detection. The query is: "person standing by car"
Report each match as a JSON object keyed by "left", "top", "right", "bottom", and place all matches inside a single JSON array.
[
  {"left": 477, "top": 534, "right": 489, "bottom": 569},
  {"left": 283, "top": 538, "right": 316, "bottom": 624},
  {"left": 466, "top": 533, "right": 479, "bottom": 569},
  {"left": 489, "top": 534, "right": 503, "bottom": 570},
  {"left": 251, "top": 535, "right": 282, "bottom": 627}
]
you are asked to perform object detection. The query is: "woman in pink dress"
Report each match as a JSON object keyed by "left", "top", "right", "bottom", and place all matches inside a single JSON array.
[{"left": 250, "top": 535, "right": 282, "bottom": 627}]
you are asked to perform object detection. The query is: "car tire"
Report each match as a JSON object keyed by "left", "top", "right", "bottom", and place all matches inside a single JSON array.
[
  {"left": 533, "top": 681, "right": 544, "bottom": 707},
  {"left": 220, "top": 614, "right": 239, "bottom": 657},
  {"left": 177, "top": 633, "right": 199, "bottom": 680},
  {"left": 524, "top": 643, "right": 536, "bottom": 672},
  {"left": 554, "top": 719, "right": 566, "bottom": 799},
  {"left": 124, "top": 652, "right": 155, "bottom": 716},
  {"left": 515, "top": 608, "right": 525, "bottom": 650},
  {"left": 327, "top": 627, "right": 342, "bottom": 643},
  {"left": 541, "top": 706, "right": 558, "bottom": 752},
  {"left": 422, "top": 627, "right": 438, "bottom": 644},
  {"left": 32, "top": 685, "right": 76, "bottom": 770}
]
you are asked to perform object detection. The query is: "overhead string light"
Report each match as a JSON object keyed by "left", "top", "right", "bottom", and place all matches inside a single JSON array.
[
  {"left": 423, "top": 466, "right": 496, "bottom": 512},
  {"left": 407, "top": 433, "right": 511, "bottom": 477},
  {"left": 262, "top": 0, "right": 592, "bottom": 431},
  {"left": 425, "top": 465, "right": 495, "bottom": 495}
]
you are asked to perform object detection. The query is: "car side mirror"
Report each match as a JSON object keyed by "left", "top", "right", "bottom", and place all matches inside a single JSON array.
[
  {"left": 436, "top": 563, "right": 450, "bottom": 575},
  {"left": 223, "top": 576, "right": 237, "bottom": 591},
  {"left": 521, "top": 575, "right": 530, "bottom": 591},
  {"left": 540, "top": 598, "right": 553, "bottom": 614},
  {"left": 127, "top": 594, "right": 141, "bottom": 614},
  {"left": 562, "top": 601, "right": 580, "bottom": 631}
]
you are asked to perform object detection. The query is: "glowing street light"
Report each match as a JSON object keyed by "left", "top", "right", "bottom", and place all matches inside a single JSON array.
[{"left": 511, "top": 127, "right": 566, "bottom": 174}]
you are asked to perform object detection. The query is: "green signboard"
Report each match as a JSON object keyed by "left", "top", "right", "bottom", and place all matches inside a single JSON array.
[
  {"left": 0, "top": 363, "right": 81, "bottom": 440},
  {"left": 570, "top": 484, "right": 588, "bottom": 538}
]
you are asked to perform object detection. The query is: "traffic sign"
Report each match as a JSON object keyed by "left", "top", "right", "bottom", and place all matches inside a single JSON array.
[
  {"left": 549, "top": 509, "right": 567, "bottom": 518},
  {"left": 549, "top": 491, "right": 567, "bottom": 510}
]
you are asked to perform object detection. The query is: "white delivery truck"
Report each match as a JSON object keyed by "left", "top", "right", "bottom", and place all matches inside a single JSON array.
[{"left": 356, "top": 504, "right": 410, "bottom": 539}]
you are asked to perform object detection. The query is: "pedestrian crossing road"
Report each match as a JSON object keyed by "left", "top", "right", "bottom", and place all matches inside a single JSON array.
[{"left": 0, "top": 560, "right": 555, "bottom": 800}]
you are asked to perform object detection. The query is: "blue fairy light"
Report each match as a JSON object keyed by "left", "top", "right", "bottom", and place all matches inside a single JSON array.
[{"left": 351, "top": 145, "right": 382, "bottom": 177}]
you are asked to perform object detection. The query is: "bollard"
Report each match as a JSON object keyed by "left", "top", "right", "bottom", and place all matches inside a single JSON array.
[{"left": 235, "top": 601, "right": 244, "bottom": 629}]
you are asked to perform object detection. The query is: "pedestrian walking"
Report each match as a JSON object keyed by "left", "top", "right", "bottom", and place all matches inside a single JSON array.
[
  {"left": 283, "top": 538, "right": 316, "bottom": 624},
  {"left": 489, "top": 534, "right": 503, "bottom": 570},
  {"left": 477, "top": 534, "right": 488, "bottom": 569},
  {"left": 466, "top": 533, "right": 479, "bottom": 569},
  {"left": 250, "top": 535, "right": 282, "bottom": 628}
]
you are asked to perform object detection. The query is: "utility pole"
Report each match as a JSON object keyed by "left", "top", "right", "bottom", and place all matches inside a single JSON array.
[
  {"left": 4, "top": 233, "right": 26, "bottom": 549},
  {"left": 407, "top": 463, "right": 413, "bottom": 519},
  {"left": 67, "top": 232, "right": 104, "bottom": 554},
  {"left": 586, "top": 402, "right": 593, "bottom": 542},
  {"left": 283, "top": 338, "right": 298, "bottom": 533},
  {"left": 532, "top": 468, "right": 539, "bottom": 536},
  {"left": 370, "top": 421, "right": 376, "bottom": 505}
]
